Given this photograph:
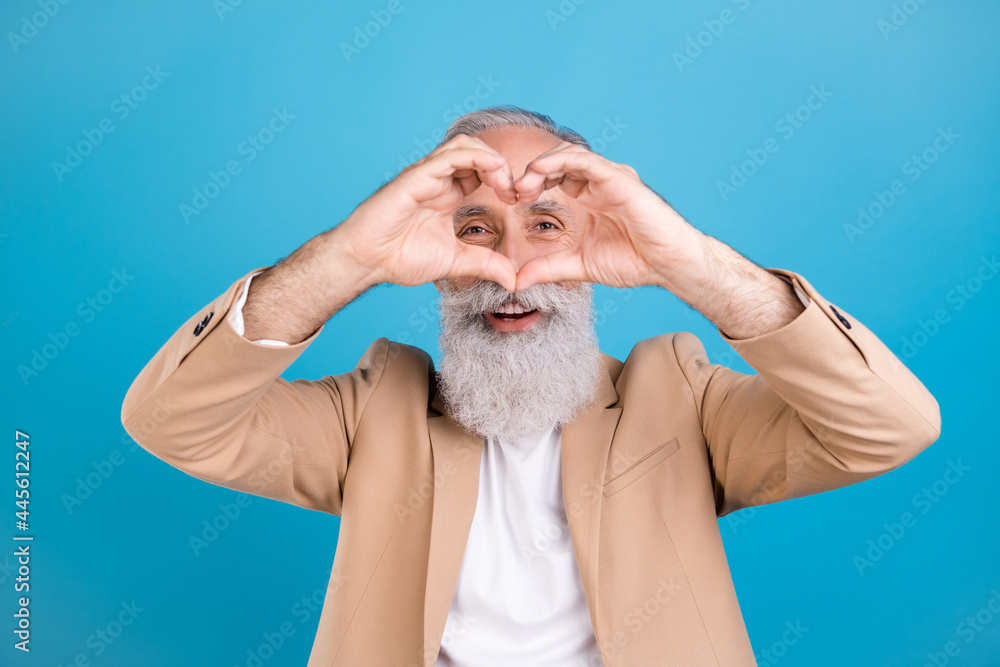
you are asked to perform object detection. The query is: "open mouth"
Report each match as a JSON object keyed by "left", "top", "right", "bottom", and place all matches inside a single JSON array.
[
  {"left": 490, "top": 301, "right": 538, "bottom": 322},
  {"left": 483, "top": 300, "right": 542, "bottom": 331}
]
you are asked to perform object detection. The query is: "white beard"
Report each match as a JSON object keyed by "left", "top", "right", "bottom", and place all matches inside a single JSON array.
[{"left": 436, "top": 279, "right": 605, "bottom": 440}]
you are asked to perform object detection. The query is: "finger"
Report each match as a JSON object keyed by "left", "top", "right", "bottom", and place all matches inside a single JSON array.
[
  {"left": 512, "top": 143, "right": 579, "bottom": 202},
  {"left": 514, "top": 249, "right": 588, "bottom": 291},
  {"left": 515, "top": 148, "right": 608, "bottom": 195},
  {"left": 418, "top": 134, "right": 527, "bottom": 204},
  {"left": 452, "top": 165, "right": 517, "bottom": 205},
  {"left": 448, "top": 243, "right": 518, "bottom": 293},
  {"left": 448, "top": 135, "right": 518, "bottom": 203},
  {"left": 421, "top": 147, "right": 517, "bottom": 204},
  {"left": 422, "top": 132, "right": 496, "bottom": 161},
  {"left": 514, "top": 149, "right": 620, "bottom": 203}
]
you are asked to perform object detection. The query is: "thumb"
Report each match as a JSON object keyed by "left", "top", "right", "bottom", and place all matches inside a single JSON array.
[
  {"left": 515, "top": 249, "right": 586, "bottom": 291},
  {"left": 449, "top": 243, "right": 518, "bottom": 292}
]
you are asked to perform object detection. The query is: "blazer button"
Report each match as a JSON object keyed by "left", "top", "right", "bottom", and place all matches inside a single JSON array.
[
  {"left": 193, "top": 312, "right": 214, "bottom": 336},
  {"left": 829, "top": 305, "right": 851, "bottom": 329}
]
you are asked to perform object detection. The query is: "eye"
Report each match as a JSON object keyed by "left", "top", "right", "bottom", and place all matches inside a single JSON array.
[
  {"left": 535, "top": 219, "right": 559, "bottom": 231},
  {"left": 460, "top": 224, "right": 488, "bottom": 237}
]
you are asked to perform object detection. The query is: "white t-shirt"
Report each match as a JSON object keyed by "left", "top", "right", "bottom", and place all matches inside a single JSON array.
[
  {"left": 436, "top": 425, "right": 603, "bottom": 666},
  {"left": 230, "top": 274, "right": 604, "bottom": 665}
]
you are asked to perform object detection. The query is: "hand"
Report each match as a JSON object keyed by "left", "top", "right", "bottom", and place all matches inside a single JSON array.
[
  {"left": 334, "top": 134, "right": 520, "bottom": 292},
  {"left": 512, "top": 141, "right": 805, "bottom": 339},
  {"left": 511, "top": 142, "right": 707, "bottom": 292}
]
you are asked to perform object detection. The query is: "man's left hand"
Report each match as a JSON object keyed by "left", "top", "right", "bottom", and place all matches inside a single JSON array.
[
  {"left": 511, "top": 142, "right": 805, "bottom": 339},
  {"left": 512, "top": 141, "right": 705, "bottom": 293}
]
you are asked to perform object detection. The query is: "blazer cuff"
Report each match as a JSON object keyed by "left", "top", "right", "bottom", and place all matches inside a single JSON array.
[
  {"left": 716, "top": 268, "right": 941, "bottom": 440},
  {"left": 122, "top": 268, "right": 324, "bottom": 425},
  {"left": 776, "top": 272, "right": 811, "bottom": 308},
  {"left": 717, "top": 269, "right": 842, "bottom": 350}
]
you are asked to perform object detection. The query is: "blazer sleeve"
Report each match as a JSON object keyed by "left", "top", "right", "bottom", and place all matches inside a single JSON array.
[
  {"left": 672, "top": 269, "right": 942, "bottom": 517},
  {"left": 120, "top": 267, "right": 390, "bottom": 517}
]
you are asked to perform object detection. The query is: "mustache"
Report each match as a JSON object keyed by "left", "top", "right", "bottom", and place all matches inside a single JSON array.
[{"left": 439, "top": 279, "right": 591, "bottom": 314}]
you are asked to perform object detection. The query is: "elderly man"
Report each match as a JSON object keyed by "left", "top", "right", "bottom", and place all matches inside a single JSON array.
[{"left": 122, "top": 105, "right": 940, "bottom": 666}]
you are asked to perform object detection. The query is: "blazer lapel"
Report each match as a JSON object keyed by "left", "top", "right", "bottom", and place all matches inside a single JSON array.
[
  {"left": 423, "top": 391, "right": 484, "bottom": 665},
  {"left": 421, "top": 354, "right": 621, "bottom": 664},
  {"left": 560, "top": 357, "right": 622, "bottom": 641}
]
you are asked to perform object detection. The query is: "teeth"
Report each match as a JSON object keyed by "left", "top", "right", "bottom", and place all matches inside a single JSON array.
[{"left": 496, "top": 301, "right": 529, "bottom": 315}]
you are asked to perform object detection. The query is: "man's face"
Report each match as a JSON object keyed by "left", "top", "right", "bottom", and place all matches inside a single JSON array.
[
  {"left": 435, "top": 126, "right": 588, "bottom": 333},
  {"left": 433, "top": 127, "right": 604, "bottom": 438}
]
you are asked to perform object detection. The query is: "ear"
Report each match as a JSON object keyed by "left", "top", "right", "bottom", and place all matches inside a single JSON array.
[{"left": 432, "top": 279, "right": 445, "bottom": 293}]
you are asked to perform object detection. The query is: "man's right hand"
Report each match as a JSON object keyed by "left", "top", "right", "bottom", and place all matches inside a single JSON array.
[
  {"left": 242, "top": 134, "right": 518, "bottom": 344},
  {"left": 337, "top": 133, "right": 519, "bottom": 291}
]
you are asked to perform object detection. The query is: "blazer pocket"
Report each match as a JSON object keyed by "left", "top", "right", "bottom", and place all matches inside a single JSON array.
[{"left": 603, "top": 437, "right": 680, "bottom": 497}]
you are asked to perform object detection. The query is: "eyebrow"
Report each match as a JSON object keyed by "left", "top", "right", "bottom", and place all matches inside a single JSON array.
[{"left": 453, "top": 199, "right": 573, "bottom": 226}]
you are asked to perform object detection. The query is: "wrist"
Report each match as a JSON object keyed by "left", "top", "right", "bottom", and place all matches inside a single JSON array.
[
  {"left": 321, "top": 225, "right": 383, "bottom": 293},
  {"left": 649, "top": 227, "right": 712, "bottom": 298},
  {"left": 651, "top": 233, "right": 805, "bottom": 339},
  {"left": 241, "top": 226, "right": 379, "bottom": 344}
]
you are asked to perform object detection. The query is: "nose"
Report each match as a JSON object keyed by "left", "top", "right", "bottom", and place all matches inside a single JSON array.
[{"left": 495, "top": 232, "right": 537, "bottom": 273}]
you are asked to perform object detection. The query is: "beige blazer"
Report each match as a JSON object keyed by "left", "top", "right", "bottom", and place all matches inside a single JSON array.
[{"left": 122, "top": 267, "right": 940, "bottom": 666}]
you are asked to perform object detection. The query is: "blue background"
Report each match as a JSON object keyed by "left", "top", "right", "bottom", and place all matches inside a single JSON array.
[{"left": 3, "top": 1, "right": 999, "bottom": 665}]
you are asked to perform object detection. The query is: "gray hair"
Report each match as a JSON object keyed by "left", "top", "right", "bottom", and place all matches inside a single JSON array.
[{"left": 440, "top": 104, "right": 591, "bottom": 150}]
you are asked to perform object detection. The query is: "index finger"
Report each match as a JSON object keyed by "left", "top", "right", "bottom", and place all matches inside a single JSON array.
[
  {"left": 419, "top": 146, "right": 517, "bottom": 204},
  {"left": 514, "top": 147, "right": 623, "bottom": 204}
]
